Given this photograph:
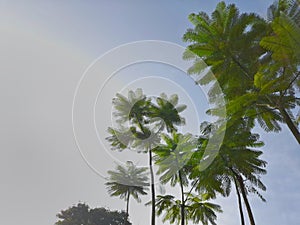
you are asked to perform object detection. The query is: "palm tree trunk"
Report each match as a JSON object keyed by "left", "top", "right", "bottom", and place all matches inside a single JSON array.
[
  {"left": 125, "top": 192, "right": 130, "bottom": 225},
  {"left": 233, "top": 177, "right": 245, "bottom": 225},
  {"left": 236, "top": 174, "right": 255, "bottom": 225},
  {"left": 149, "top": 149, "right": 156, "bottom": 225},
  {"left": 178, "top": 170, "right": 185, "bottom": 225},
  {"left": 278, "top": 106, "right": 300, "bottom": 144}
]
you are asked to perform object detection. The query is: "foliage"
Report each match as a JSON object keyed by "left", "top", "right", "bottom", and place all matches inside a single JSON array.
[
  {"left": 153, "top": 131, "right": 222, "bottom": 225},
  {"left": 55, "top": 203, "right": 131, "bottom": 225},
  {"left": 183, "top": 1, "right": 268, "bottom": 101},
  {"left": 185, "top": 120, "right": 267, "bottom": 225},
  {"left": 183, "top": 0, "right": 300, "bottom": 144},
  {"left": 154, "top": 132, "right": 197, "bottom": 186},
  {"left": 106, "top": 89, "right": 188, "bottom": 225},
  {"left": 155, "top": 193, "right": 222, "bottom": 225},
  {"left": 185, "top": 193, "right": 222, "bottom": 225},
  {"left": 106, "top": 161, "right": 149, "bottom": 203}
]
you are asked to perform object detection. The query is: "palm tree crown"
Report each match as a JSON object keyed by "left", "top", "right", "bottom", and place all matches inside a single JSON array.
[{"left": 106, "top": 161, "right": 149, "bottom": 222}]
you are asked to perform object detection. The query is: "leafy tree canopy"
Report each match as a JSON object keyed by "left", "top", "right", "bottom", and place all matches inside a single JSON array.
[
  {"left": 55, "top": 203, "right": 131, "bottom": 225},
  {"left": 184, "top": 0, "right": 300, "bottom": 144}
]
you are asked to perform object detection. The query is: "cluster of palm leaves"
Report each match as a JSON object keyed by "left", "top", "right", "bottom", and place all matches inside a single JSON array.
[
  {"left": 105, "top": 86, "right": 267, "bottom": 225},
  {"left": 106, "top": 161, "right": 149, "bottom": 223},
  {"left": 181, "top": 0, "right": 300, "bottom": 224},
  {"left": 106, "top": 89, "right": 193, "bottom": 225},
  {"left": 105, "top": 1, "right": 300, "bottom": 224},
  {"left": 183, "top": 0, "right": 300, "bottom": 144}
]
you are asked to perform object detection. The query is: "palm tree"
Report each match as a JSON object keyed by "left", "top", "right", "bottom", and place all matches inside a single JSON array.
[
  {"left": 107, "top": 89, "right": 157, "bottom": 225},
  {"left": 154, "top": 193, "right": 222, "bottom": 225},
  {"left": 107, "top": 89, "right": 158, "bottom": 225},
  {"left": 153, "top": 132, "right": 224, "bottom": 225},
  {"left": 258, "top": 0, "right": 300, "bottom": 143},
  {"left": 225, "top": 0, "right": 300, "bottom": 143},
  {"left": 153, "top": 132, "right": 197, "bottom": 225},
  {"left": 106, "top": 161, "right": 149, "bottom": 224},
  {"left": 183, "top": 1, "right": 300, "bottom": 144},
  {"left": 183, "top": 1, "right": 267, "bottom": 101},
  {"left": 107, "top": 89, "right": 187, "bottom": 225},
  {"left": 188, "top": 120, "right": 267, "bottom": 225},
  {"left": 148, "top": 93, "right": 187, "bottom": 225}
]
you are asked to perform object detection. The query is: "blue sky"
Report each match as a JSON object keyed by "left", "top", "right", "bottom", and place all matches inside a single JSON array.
[{"left": 0, "top": 0, "right": 299, "bottom": 225}]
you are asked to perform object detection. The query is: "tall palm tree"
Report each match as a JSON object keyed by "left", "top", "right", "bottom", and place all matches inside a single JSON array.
[
  {"left": 154, "top": 132, "right": 197, "bottom": 225},
  {"left": 225, "top": 0, "right": 300, "bottom": 143},
  {"left": 107, "top": 89, "right": 158, "bottom": 225},
  {"left": 183, "top": 1, "right": 300, "bottom": 144},
  {"left": 154, "top": 132, "right": 223, "bottom": 225},
  {"left": 107, "top": 89, "right": 187, "bottom": 225},
  {"left": 106, "top": 161, "right": 149, "bottom": 224},
  {"left": 258, "top": 0, "right": 300, "bottom": 143},
  {"left": 188, "top": 120, "right": 267, "bottom": 225}
]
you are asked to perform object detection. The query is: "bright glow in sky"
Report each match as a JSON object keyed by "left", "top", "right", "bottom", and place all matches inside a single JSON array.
[{"left": 0, "top": 1, "right": 299, "bottom": 225}]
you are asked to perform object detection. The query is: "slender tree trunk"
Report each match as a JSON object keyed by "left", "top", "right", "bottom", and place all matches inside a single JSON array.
[
  {"left": 125, "top": 192, "right": 130, "bottom": 225},
  {"left": 233, "top": 177, "right": 245, "bottom": 225},
  {"left": 278, "top": 106, "right": 300, "bottom": 144},
  {"left": 149, "top": 149, "right": 156, "bottom": 225},
  {"left": 178, "top": 170, "right": 185, "bottom": 225},
  {"left": 236, "top": 174, "right": 255, "bottom": 225}
]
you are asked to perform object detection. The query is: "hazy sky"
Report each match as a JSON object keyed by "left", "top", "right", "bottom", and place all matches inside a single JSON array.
[{"left": 0, "top": 1, "right": 299, "bottom": 225}]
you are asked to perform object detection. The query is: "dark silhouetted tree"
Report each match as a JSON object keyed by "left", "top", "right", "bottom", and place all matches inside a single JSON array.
[
  {"left": 106, "top": 161, "right": 149, "bottom": 223},
  {"left": 55, "top": 203, "right": 131, "bottom": 225}
]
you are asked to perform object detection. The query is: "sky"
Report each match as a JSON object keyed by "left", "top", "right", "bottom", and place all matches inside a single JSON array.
[{"left": 0, "top": 0, "right": 299, "bottom": 225}]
